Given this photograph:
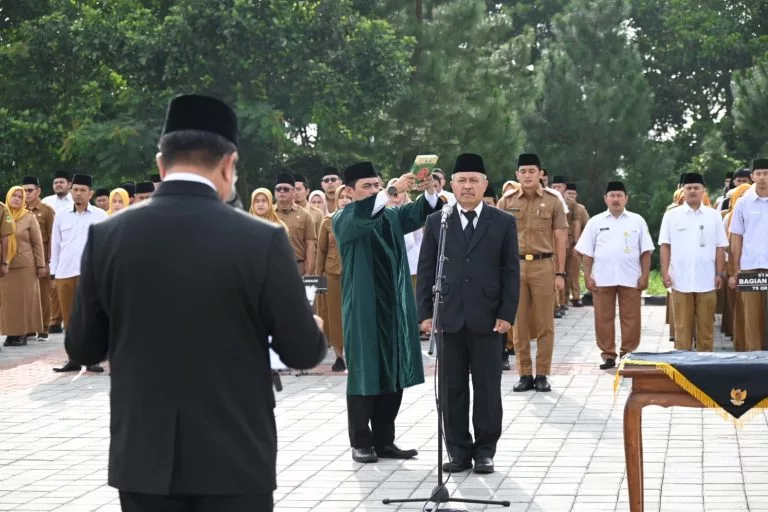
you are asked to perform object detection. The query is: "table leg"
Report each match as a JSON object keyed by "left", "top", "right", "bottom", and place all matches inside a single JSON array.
[{"left": 624, "top": 391, "right": 644, "bottom": 512}]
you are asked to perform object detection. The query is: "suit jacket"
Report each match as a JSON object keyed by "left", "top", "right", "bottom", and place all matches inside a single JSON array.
[
  {"left": 65, "top": 180, "right": 326, "bottom": 496},
  {"left": 417, "top": 204, "right": 520, "bottom": 334}
]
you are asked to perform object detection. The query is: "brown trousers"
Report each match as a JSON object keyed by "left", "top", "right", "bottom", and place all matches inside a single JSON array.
[
  {"left": 297, "top": 261, "right": 306, "bottom": 275},
  {"left": 731, "top": 287, "right": 746, "bottom": 351},
  {"left": 326, "top": 274, "right": 344, "bottom": 356},
  {"left": 50, "top": 282, "right": 63, "bottom": 325},
  {"left": 55, "top": 276, "right": 79, "bottom": 328},
  {"left": 565, "top": 247, "right": 581, "bottom": 302},
  {"left": 39, "top": 275, "right": 52, "bottom": 334},
  {"left": 739, "top": 289, "right": 766, "bottom": 352},
  {"left": 512, "top": 258, "right": 556, "bottom": 376},
  {"left": 671, "top": 290, "right": 716, "bottom": 351},
  {"left": 593, "top": 286, "right": 641, "bottom": 360},
  {"left": 665, "top": 291, "right": 675, "bottom": 340},
  {"left": 721, "top": 286, "right": 735, "bottom": 338}
]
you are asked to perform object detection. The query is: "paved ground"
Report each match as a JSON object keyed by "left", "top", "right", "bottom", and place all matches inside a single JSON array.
[{"left": 1, "top": 305, "right": 766, "bottom": 512}]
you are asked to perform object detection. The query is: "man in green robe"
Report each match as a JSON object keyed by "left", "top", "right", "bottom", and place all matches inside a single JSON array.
[{"left": 333, "top": 161, "right": 442, "bottom": 463}]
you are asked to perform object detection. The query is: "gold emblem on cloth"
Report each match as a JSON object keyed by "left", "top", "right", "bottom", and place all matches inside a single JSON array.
[{"left": 730, "top": 388, "right": 747, "bottom": 406}]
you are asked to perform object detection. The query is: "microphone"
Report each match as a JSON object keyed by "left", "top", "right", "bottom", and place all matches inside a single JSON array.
[{"left": 440, "top": 204, "right": 453, "bottom": 225}]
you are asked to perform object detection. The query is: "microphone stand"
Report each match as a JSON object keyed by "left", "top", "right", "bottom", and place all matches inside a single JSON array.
[{"left": 383, "top": 210, "right": 509, "bottom": 511}]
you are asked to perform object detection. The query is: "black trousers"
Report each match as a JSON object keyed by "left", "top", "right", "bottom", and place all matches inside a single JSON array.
[
  {"left": 119, "top": 491, "right": 273, "bottom": 512},
  {"left": 442, "top": 328, "right": 503, "bottom": 461},
  {"left": 347, "top": 389, "right": 403, "bottom": 449}
]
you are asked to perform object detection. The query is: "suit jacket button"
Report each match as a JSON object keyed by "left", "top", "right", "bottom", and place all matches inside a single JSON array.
[
  {"left": 465, "top": 258, "right": 470, "bottom": 263},
  {"left": 464, "top": 278, "right": 470, "bottom": 283}
]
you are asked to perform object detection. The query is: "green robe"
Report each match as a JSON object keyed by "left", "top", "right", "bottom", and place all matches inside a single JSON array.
[{"left": 333, "top": 193, "right": 441, "bottom": 396}]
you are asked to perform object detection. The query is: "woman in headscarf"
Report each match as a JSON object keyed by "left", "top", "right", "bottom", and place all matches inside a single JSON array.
[
  {"left": 723, "top": 183, "right": 753, "bottom": 350},
  {"left": 316, "top": 185, "right": 353, "bottom": 371},
  {"left": 0, "top": 187, "right": 45, "bottom": 347},
  {"left": 107, "top": 188, "right": 130, "bottom": 216},
  {"left": 308, "top": 190, "right": 329, "bottom": 218},
  {"left": 249, "top": 188, "right": 288, "bottom": 231}
]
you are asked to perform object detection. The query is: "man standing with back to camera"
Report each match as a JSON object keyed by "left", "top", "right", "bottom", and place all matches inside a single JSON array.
[
  {"left": 418, "top": 153, "right": 520, "bottom": 474},
  {"left": 64, "top": 94, "right": 327, "bottom": 512}
]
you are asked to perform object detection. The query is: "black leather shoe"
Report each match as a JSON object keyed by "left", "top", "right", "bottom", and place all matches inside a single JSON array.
[
  {"left": 571, "top": 300, "right": 584, "bottom": 307},
  {"left": 37, "top": 333, "right": 48, "bottom": 341},
  {"left": 513, "top": 375, "right": 535, "bottom": 392},
  {"left": 599, "top": 358, "right": 616, "bottom": 370},
  {"left": 331, "top": 357, "right": 346, "bottom": 372},
  {"left": 7, "top": 336, "right": 27, "bottom": 347},
  {"left": 668, "top": 336, "right": 675, "bottom": 342},
  {"left": 352, "top": 447, "right": 378, "bottom": 463},
  {"left": 534, "top": 375, "right": 551, "bottom": 392},
  {"left": 619, "top": 351, "right": 627, "bottom": 359},
  {"left": 473, "top": 457, "right": 494, "bottom": 474},
  {"left": 554, "top": 309, "right": 563, "bottom": 319},
  {"left": 86, "top": 364, "right": 104, "bottom": 373},
  {"left": 53, "top": 360, "right": 81, "bottom": 373},
  {"left": 49, "top": 324, "right": 63, "bottom": 334},
  {"left": 377, "top": 444, "right": 418, "bottom": 459},
  {"left": 442, "top": 458, "right": 472, "bottom": 473},
  {"left": 502, "top": 351, "right": 511, "bottom": 371}
]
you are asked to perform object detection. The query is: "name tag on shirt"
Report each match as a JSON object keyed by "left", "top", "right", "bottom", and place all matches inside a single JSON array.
[
  {"left": 510, "top": 208, "right": 521, "bottom": 212},
  {"left": 599, "top": 227, "right": 609, "bottom": 231}
]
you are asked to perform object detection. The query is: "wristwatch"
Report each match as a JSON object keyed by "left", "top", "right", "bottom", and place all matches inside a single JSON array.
[
  {"left": 555, "top": 272, "right": 567, "bottom": 278},
  {"left": 387, "top": 185, "right": 399, "bottom": 197}
]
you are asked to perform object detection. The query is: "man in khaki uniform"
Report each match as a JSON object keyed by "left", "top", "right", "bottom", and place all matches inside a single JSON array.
[
  {"left": 321, "top": 167, "right": 341, "bottom": 213},
  {"left": 294, "top": 173, "right": 323, "bottom": 234},
  {"left": 22, "top": 176, "right": 56, "bottom": 340},
  {"left": 550, "top": 176, "right": 578, "bottom": 317},
  {"left": 497, "top": 153, "right": 567, "bottom": 392},
  {"left": 564, "top": 183, "right": 589, "bottom": 306},
  {"left": 274, "top": 173, "right": 317, "bottom": 275}
]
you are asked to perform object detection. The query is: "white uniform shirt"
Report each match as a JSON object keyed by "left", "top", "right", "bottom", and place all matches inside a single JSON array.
[
  {"left": 729, "top": 188, "right": 768, "bottom": 271},
  {"left": 50, "top": 203, "right": 108, "bottom": 279},
  {"left": 658, "top": 203, "right": 728, "bottom": 293},
  {"left": 575, "top": 209, "right": 654, "bottom": 288},
  {"left": 42, "top": 193, "right": 74, "bottom": 212}
]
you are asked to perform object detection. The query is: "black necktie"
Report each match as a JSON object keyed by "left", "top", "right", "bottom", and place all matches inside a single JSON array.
[{"left": 463, "top": 210, "right": 476, "bottom": 242}]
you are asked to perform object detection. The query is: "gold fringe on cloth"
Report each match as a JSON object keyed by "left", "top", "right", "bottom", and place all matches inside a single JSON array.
[{"left": 614, "top": 358, "right": 768, "bottom": 427}]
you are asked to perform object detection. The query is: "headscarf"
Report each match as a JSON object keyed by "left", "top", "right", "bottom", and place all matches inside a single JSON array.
[
  {"left": 672, "top": 188, "right": 684, "bottom": 205},
  {"left": 107, "top": 188, "right": 130, "bottom": 216},
  {"left": 308, "top": 190, "right": 329, "bottom": 215},
  {"left": 502, "top": 180, "right": 520, "bottom": 195},
  {"left": 5, "top": 186, "right": 28, "bottom": 265},
  {"left": 249, "top": 188, "right": 288, "bottom": 231},
  {"left": 703, "top": 190, "right": 711, "bottom": 207},
  {"left": 726, "top": 183, "right": 753, "bottom": 235}
]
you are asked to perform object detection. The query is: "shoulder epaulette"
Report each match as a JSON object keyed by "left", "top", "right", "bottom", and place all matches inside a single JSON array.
[
  {"left": 501, "top": 188, "right": 519, "bottom": 199},
  {"left": 665, "top": 203, "right": 680, "bottom": 211},
  {"left": 543, "top": 188, "right": 559, "bottom": 197}
]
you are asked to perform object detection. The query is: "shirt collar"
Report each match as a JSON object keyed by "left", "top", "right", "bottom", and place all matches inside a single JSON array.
[
  {"left": 458, "top": 201, "right": 483, "bottom": 217},
  {"left": 603, "top": 209, "right": 628, "bottom": 218},
  {"left": 70, "top": 202, "right": 97, "bottom": 214},
  {"left": 681, "top": 201, "right": 703, "bottom": 214},
  {"left": 163, "top": 171, "right": 217, "bottom": 192}
]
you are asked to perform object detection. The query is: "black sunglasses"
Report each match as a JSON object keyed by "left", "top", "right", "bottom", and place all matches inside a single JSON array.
[
  {"left": 275, "top": 186, "right": 293, "bottom": 193},
  {"left": 322, "top": 177, "right": 339, "bottom": 183}
]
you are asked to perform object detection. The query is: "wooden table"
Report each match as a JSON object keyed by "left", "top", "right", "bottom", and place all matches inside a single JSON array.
[{"left": 619, "top": 366, "right": 704, "bottom": 512}]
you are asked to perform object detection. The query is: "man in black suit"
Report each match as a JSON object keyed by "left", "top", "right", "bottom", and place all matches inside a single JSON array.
[
  {"left": 65, "top": 94, "right": 327, "bottom": 512},
  {"left": 417, "top": 153, "right": 520, "bottom": 475}
]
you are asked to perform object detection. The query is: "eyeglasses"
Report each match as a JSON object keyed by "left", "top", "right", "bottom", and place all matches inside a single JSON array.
[
  {"left": 22, "top": 188, "right": 37, "bottom": 194},
  {"left": 322, "top": 177, "right": 338, "bottom": 183},
  {"left": 275, "top": 186, "right": 293, "bottom": 193}
]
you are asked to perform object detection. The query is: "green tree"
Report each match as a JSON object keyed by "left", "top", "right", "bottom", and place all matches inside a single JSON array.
[
  {"left": 525, "top": 0, "right": 652, "bottom": 215},
  {"left": 732, "top": 55, "right": 768, "bottom": 159}
]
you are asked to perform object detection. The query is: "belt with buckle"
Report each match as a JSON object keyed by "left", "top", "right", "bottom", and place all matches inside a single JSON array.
[{"left": 520, "top": 253, "right": 553, "bottom": 261}]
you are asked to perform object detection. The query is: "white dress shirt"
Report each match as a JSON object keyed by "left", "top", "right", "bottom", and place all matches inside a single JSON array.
[
  {"left": 658, "top": 203, "right": 729, "bottom": 293},
  {"left": 438, "top": 190, "right": 457, "bottom": 206},
  {"left": 405, "top": 229, "right": 423, "bottom": 275},
  {"left": 457, "top": 201, "right": 483, "bottom": 229},
  {"left": 729, "top": 188, "right": 768, "bottom": 270},
  {"left": 163, "top": 171, "right": 217, "bottom": 191},
  {"left": 50, "top": 203, "right": 108, "bottom": 279},
  {"left": 575, "top": 209, "right": 654, "bottom": 287},
  {"left": 42, "top": 193, "right": 74, "bottom": 212}
]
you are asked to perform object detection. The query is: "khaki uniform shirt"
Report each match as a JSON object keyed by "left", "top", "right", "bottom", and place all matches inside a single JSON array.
[
  {"left": 565, "top": 198, "right": 578, "bottom": 245},
  {"left": 316, "top": 215, "right": 342, "bottom": 276},
  {"left": 275, "top": 203, "right": 317, "bottom": 262},
  {"left": 326, "top": 194, "right": 337, "bottom": 213},
  {"left": 297, "top": 202, "right": 324, "bottom": 236},
  {"left": 0, "top": 203, "right": 12, "bottom": 237},
  {"left": 576, "top": 203, "right": 589, "bottom": 229},
  {"left": 26, "top": 198, "right": 55, "bottom": 263},
  {"left": 497, "top": 186, "right": 568, "bottom": 255}
]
